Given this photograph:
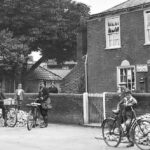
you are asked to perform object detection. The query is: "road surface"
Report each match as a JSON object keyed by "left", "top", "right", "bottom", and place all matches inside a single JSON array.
[{"left": 0, "top": 124, "right": 138, "bottom": 150}]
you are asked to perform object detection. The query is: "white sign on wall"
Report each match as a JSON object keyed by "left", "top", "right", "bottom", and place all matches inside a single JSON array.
[{"left": 136, "top": 64, "right": 148, "bottom": 72}]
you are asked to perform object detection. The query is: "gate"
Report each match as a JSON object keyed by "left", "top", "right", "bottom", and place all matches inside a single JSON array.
[{"left": 88, "top": 93, "right": 103, "bottom": 124}]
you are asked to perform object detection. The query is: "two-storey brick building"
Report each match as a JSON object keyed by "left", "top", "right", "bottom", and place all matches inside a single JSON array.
[{"left": 87, "top": 0, "right": 150, "bottom": 93}]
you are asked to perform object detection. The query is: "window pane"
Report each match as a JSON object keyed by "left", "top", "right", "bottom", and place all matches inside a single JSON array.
[
  {"left": 147, "top": 29, "right": 150, "bottom": 41},
  {"left": 106, "top": 17, "right": 120, "bottom": 48},
  {"left": 146, "top": 11, "right": 150, "bottom": 43},
  {"left": 147, "top": 12, "right": 150, "bottom": 27},
  {"left": 118, "top": 67, "right": 135, "bottom": 91}
]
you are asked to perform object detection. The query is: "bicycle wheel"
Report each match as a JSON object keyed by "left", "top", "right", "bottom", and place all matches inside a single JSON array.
[
  {"left": 102, "top": 118, "right": 122, "bottom": 147},
  {"left": 6, "top": 108, "right": 17, "bottom": 127},
  {"left": 133, "top": 120, "right": 150, "bottom": 150},
  {"left": 27, "top": 110, "right": 34, "bottom": 131}
]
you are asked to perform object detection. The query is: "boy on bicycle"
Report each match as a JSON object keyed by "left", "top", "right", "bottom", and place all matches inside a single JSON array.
[{"left": 113, "top": 87, "right": 137, "bottom": 147}]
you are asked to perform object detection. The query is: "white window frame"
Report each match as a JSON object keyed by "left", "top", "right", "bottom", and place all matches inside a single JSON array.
[
  {"left": 144, "top": 9, "right": 150, "bottom": 45},
  {"left": 117, "top": 65, "right": 136, "bottom": 92},
  {"left": 105, "top": 16, "right": 121, "bottom": 49}
]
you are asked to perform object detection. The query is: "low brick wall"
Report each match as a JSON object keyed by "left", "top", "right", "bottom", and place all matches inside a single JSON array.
[
  {"left": 5, "top": 93, "right": 83, "bottom": 125},
  {"left": 5, "top": 92, "right": 150, "bottom": 125}
]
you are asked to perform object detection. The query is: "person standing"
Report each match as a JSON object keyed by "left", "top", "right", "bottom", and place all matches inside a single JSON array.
[
  {"left": 38, "top": 80, "right": 50, "bottom": 128},
  {"left": 14, "top": 83, "right": 24, "bottom": 110},
  {"left": 49, "top": 81, "right": 58, "bottom": 93}
]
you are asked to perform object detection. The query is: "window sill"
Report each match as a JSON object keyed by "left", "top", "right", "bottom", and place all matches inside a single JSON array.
[
  {"left": 105, "top": 46, "right": 121, "bottom": 50},
  {"left": 144, "top": 43, "right": 150, "bottom": 46}
]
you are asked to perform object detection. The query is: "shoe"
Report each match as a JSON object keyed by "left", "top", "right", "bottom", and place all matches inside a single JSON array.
[
  {"left": 126, "top": 142, "right": 134, "bottom": 147},
  {"left": 45, "top": 123, "right": 48, "bottom": 127},
  {"left": 40, "top": 123, "right": 47, "bottom": 128},
  {"left": 4, "top": 122, "right": 7, "bottom": 127}
]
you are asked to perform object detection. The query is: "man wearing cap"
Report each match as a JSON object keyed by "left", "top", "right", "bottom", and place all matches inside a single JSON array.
[
  {"left": 37, "top": 80, "right": 49, "bottom": 128},
  {"left": 113, "top": 87, "right": 137, "bottom": 147}
]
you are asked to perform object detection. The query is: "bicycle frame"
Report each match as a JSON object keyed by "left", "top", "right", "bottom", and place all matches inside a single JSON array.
[
  {"left": 26, "top": 100, "right": 41, "bottom": 130},
  {"left": 31, "top": 105, "right": 40, "bottom": 125}
]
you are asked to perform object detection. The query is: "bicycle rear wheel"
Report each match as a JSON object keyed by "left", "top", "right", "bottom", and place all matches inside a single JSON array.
[
  {"left": 133, "top": 120, "right": 150, "bottom": 150},
  {"left": 6, "top": 108, "right": 17, "bottom": 127},
  {"left": 102, "top": 118, "right": 122, "bottom": 147},
  {"left": 27, "top": 110, "right": 34, "bottom": 131}
]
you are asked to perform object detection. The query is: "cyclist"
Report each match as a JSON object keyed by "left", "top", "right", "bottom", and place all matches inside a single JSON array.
[{"left": 113, "top": 87, "right": 137, "bottom": 147}]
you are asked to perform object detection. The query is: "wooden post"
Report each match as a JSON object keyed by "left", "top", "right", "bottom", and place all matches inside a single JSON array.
[{"left": 83, "top": 92, "right": 89, "bottom": 124}]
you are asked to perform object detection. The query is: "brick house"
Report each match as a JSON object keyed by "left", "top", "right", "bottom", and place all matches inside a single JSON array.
[{"left": 87, "top": 0, "right": 150, "bottom": 93}]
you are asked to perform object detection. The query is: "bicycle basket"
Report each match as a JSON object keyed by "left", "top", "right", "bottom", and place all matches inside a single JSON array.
[{"left": 4, "top": 98, "right": 16, "bottom": 105}]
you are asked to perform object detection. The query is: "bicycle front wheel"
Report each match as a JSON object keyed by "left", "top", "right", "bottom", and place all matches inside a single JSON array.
[
  {"left": 102, "top": 118, "right": 122, "bottom": 147},
  {"left": 133, "top": 120, "right": 150, "bottom": 150},
  {"left": 27, "top": 110, "right": 34, "bottom": 131},
  {"left": 6, "top": 108, "right": 17, "bottom": 127}
]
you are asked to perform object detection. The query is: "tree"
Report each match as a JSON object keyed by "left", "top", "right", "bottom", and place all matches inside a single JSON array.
[
  {"left": 0, "top": 0, "right": 90, "bottom": 63},
  {"left": 0, "top": 29, "right": 30, "bottom": 84},
  {"left": 0, "top": 0, "right": 90, "bottom": 83}
]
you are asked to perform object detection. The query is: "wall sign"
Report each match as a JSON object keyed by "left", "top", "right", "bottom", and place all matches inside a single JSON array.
[
  {"left": 136, "top": 64, "right": 148, "bottom": 72},
  {"left": 147, "top": 59, "right": 150, "bottom": 65}
]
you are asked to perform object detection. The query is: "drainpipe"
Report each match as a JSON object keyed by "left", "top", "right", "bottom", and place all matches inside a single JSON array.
[
  {"left": 85, "top": 54, "right": 88, "bottom": 92},
  {"left": 83, "top": 54, "right": 89, "bottom": 124}
]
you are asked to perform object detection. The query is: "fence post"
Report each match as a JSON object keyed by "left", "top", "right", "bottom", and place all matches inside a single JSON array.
[
  {"left": 83, "top": 92, "right": 89, "bottom": 124},
  {"left": 103, "top": 92, "right": 106, "bottom": 120}
]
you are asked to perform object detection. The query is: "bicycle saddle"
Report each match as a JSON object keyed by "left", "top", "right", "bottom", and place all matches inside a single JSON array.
[{"left": 112, "top": 109, "right": 120, "bottom": 114}]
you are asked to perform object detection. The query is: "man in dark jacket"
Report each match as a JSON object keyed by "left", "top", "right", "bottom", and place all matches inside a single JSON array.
[
  {"left": 49, "top": 81, "right": 58, "bottom": 93},
  {"left": 38, "top": 80, "right": 49, "bottom": 128}
]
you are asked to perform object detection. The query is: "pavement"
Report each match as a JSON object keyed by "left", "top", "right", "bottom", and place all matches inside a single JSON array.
[{"left": 0, "top": 124, "right": 139, "bottom": 150}]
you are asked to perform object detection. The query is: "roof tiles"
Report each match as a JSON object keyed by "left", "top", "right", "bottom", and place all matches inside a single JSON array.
[
  {"left": 27, "top": 66, "right": 62, "bottom": 81},
  {"left": 105, "top": 0, "right": 150, "bottom": 12},
  {"left": 90, "top": 0, "right": 150, "bottom": 19}
]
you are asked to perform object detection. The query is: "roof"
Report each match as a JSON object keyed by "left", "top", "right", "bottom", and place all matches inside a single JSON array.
[
  {"left": 105, "top": 0, "right": 150, "bottom": 12},
  {"left": 27, "top": 66, "right": 62, "bottom": 81},
  {"left": 49, "top": 69, "right": 71, "bottom": 78},
  {"left": 90, "top": 0, "right": 150, "bottom": 19}
]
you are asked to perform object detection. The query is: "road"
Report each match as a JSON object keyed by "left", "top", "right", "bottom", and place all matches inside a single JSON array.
[{"left": 0, "top": 124, "right": 138, "bottom": 150}]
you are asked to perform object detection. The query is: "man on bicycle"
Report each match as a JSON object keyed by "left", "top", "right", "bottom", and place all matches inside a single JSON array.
[{"left": 113, "top": 87, "right": 137, "bottom": 147}]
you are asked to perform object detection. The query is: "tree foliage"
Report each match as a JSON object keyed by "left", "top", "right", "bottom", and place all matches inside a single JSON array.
[
  {"left": 0, "top": 29, "right": 29, "bottom": 82},
  {"left": 0, "top": 0, "right": 90, "bottom": 64}
]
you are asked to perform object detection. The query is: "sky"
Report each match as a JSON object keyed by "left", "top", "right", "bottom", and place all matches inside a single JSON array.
[
  {"left": 76, "top": 0, "right": 127, "bottom": 14},
  {"left": 31, "top": 0, "right": 127, "bottom": 61}
]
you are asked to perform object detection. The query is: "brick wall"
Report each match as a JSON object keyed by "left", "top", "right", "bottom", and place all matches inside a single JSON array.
[
  {"left": 87, "top": 9, "right": 150, "bottom": 93},
  {"left": 5, "top": 93, "right": 83, "bottom": 125},
  {"left": 5, "top": 92, "right": 150, "bottom": 124},
  {"left": 61, "top": 57, "right": 85, "bottom": 93}
]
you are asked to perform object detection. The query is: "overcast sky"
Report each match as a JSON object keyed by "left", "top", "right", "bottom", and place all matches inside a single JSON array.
[{"left": 76, "top": 0, "right": 127, "bottom": 14}]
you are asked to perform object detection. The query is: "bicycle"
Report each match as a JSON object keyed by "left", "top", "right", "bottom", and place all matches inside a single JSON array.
[
  {"left": 102, "top": 106, "right": 150, "bottom": 150},
  {"left": 0, "top": 98, "right": 17, "bottom": 127},
  {"left": 26, "top": 99, "right": 43, "bottom": 131}
]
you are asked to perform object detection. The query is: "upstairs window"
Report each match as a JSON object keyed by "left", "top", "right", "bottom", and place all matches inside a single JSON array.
[
  {"left": 144, "top": 10, "right": 150, "bottom": 44},
  {"left": 105, "top": 16, "right": 121, "bottom": 49}
]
